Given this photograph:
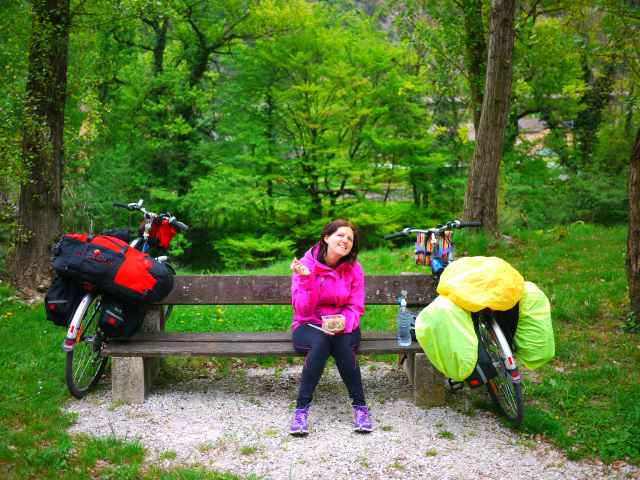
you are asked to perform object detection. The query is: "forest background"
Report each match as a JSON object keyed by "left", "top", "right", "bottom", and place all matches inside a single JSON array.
[{"left": 0, "top": 0, "right": 634, "bottom": 275}]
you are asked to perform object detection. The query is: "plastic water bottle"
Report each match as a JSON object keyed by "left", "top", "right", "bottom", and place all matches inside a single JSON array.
[{"left": 397, "top": 297, "right": 412, "bottom": 346}]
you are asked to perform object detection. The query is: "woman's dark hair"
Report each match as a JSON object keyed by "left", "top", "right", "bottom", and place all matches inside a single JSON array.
[{"left": 316, "top": 219, "right": 359, "bottom": 265}]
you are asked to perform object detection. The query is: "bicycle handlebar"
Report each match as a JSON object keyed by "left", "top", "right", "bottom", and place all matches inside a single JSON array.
[
  {"left": 113, "top": 202, "right": 136, "bottom": 210},
  {"left": 171, "top": 219, "right": 189, "bottom": 232},
  {"left": 383, "top": 229, "right": 410, "bottom": 240},
  {"left": 113, "top": 201, "right": 189, "bottom": 231},
  {"left": 384, "top": 220, "right": 482, "bottom": 240}
]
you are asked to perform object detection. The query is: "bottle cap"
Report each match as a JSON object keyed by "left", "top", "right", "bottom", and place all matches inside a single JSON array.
[{"left": 398, "top": 297, "right": 407, "bottom": 307}]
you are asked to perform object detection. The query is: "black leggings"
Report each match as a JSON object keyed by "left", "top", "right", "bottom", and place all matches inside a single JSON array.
[{"left": 291, "top": 324, "right": 365, "bottom": 409}]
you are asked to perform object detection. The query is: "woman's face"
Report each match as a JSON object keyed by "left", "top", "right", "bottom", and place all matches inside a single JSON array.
[{"left": 324, "top": 226, "right": 354, "bottom": 259}]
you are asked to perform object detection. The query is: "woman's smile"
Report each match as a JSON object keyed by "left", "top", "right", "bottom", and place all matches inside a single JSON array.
[{"left": 324, "top": 226, "right": 354, "bottom": 267}]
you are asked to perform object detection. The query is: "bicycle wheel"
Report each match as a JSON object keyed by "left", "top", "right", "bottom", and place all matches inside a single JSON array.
[
  {"left": 65, "top": 292, "right": 109, "bottom": 399},
  {"left": 478, "top": 317, "right": 525, "bottom": 427}
]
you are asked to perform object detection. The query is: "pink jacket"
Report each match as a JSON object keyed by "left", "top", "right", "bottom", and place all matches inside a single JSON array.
[{"left": 290, "top": 244, "right": 365, "bottom": 333}]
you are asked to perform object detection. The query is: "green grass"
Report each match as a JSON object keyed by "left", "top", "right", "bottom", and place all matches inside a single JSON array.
[
  {"left": 0, "top": 222, "right": 638, "bottom": 477},
  {"left": 0, "top": 285, "right": 242, "bottom": 479}
]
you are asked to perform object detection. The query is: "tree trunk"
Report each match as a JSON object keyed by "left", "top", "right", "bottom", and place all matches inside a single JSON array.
[
  {"left": 11, "top": 0, "right": 70, "bottom": 295},
  {"left": 462, "top": 0, "right": 516, "bottom": 236},
  {"left": 627, "top": 127, "right": 640, "bottom": 316},
  {"left": 461, "top": 0, "right": 487, "bottom": 132}
]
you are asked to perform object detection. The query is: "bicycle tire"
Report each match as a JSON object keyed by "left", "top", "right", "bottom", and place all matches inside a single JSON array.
[
  {"left": 478, "top": 316, "right": 525, "bottom": 427},
  {"left": 65, "top": 292, "right": 109, "bottom": 399}
]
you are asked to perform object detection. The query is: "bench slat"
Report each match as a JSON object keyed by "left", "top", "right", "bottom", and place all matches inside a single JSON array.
[
  {"left": 103, "top": 339, "right": 424, "bottom": 358},
  {"left": 157, "top": 274, "right": 436, "bottom": 306},
  {"left": 115, "top": 330, "right": 403, "bottom": 343}
]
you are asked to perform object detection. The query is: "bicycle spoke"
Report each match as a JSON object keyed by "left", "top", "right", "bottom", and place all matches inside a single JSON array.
[
  {"left": 65, "top": 292, "right": 108, "bottom": 399},
  {"left": 479, "top": 318, "right": 524, "bottom": 427}
]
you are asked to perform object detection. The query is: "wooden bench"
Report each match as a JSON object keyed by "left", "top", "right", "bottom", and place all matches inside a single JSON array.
[{"left": 102, "top": 274, "right": 444, "bottom": 406}]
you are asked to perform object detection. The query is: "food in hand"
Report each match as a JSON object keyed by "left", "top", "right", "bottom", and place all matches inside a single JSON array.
[
  {"left": 322, "top": 314, "right": 345, "bottom": 332},
  {"left": 291, "top": 257, "right": 311, "bottom": 276}
]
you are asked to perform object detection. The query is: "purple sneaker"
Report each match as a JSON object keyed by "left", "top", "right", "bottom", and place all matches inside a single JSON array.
[
  {"left": 289, "top": 404, "right": 314, "bottom": 435},
  {"left": 354, "top": 405, "right": 372, "bottom": 432}
]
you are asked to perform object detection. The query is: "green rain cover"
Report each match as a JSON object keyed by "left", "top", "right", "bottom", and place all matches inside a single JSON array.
[
  {"left": 514, "top": 282, "right": 555, "bottom": 370},
  {"left": 415, "top": 295, "right": 478, "bottom": 381}
]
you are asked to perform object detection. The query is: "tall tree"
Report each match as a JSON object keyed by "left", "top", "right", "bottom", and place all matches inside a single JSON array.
[
  {"left": 462, "top": 0, "right": 516, "bottom": 235},
  {"left": 11, "top": 0, "right": 71, "bottom": 293}
]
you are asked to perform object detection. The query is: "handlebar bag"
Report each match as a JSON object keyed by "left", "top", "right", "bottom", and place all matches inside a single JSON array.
[
  {"left": 98, "top": 294, "right": 145, "bottom": 339},
  {"left": 415, "top": 231, "right": 453, "bottom": 266},
  {"left": 138, "top": 219, "right": 176, "bottom": 248},
  {"left": 44, "top": 275, "right": 83, "bottom": 327},
  {"left": 50, "top": 233, "right": 174, "bottom": 304}
]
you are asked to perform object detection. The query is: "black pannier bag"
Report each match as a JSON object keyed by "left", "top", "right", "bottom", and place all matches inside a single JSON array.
[
  {"left": 101, "top": 228, "right": 132, "bottom": 244},
  {"left": 98, "top": 295, "right": 145, "bottom": 339},
  {"left": 492, "top": 302, "right": 519, "bottom": 352},
  {"left": 51, "top": 233, "right": 174, "bottom": 304},
  {"left": 44, "top": 275, "right": 83, "bottom": 327},
  {"left": 464, "top": 315, "right": 499, "bottom": 389}
]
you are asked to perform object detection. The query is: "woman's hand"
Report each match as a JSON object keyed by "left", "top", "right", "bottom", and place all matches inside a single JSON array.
[{"left": 290, "top": 257, "right": 311, "bottom": 276}]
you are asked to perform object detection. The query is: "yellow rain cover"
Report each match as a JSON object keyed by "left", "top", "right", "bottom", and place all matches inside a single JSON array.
[
  {"left": 514, "top": 282, "right": 555, "bottom": 370},
  {"left": 436, "top": 256, "right": 524, "bottom": 312},
  {"left": 415, "top": 295, "right": 477, "bottom": 381}
]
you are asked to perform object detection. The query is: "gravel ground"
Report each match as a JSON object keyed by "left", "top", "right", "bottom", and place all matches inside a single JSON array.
[{"left": 65, "top": 361, "right": 638, "bottom": 480}]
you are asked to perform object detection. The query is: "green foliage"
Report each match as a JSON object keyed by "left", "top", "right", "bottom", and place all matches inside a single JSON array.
[
  {"left": 590, "top": 109, "right": 638, "bottom": 175},
  {"left": 208, "top": 4, "right": 435, "bottom": 217},
  {"left": 0, "top": 1, "right": 31, "bottom": 189},
  {"left": 0, "top": 205, "right": 16, "bottom": 279},
  {"left": 3, "top": 0, "right": 636, "bottom": 280},
  {"left": 528, "top": 365, "right": 640, "bottom": 463},
  {"left": 213, "top": 234, "right": 296, "bottom": 270},
  {"left": 511, "top": 16, "right": 585, "bottom": 127},
  {"left": 499, "top": 138, "right": 627, "bottom": 231},
  {"left": 621, "top": 311, "right": 639, "bottom": 334}
]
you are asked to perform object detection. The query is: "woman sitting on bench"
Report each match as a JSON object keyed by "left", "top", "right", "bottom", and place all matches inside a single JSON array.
[{"left": 288, "top": 219, "right": 371, "bottom": 435}]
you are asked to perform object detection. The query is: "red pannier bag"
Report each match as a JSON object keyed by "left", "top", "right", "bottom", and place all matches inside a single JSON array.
[{"left": 51, "top": 233, "right": 174, "bottom": 304}]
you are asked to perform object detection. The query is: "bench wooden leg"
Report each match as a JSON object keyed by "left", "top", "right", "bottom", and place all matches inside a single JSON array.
[{"left": 110, "top": 305, "right": 164, "bottom": 404}]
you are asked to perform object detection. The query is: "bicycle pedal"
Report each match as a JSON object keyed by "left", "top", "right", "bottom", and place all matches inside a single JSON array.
[{"left": 446, "top": 378, "right": 464, "bottom": 392}]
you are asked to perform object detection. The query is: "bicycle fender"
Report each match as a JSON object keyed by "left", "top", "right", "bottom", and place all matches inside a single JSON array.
[
  {"left": 61, "top": 293, "right": 93, "bottom": 352},
  {"left": 507, "top": 365, "right": 522, "bottom": 384}
]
